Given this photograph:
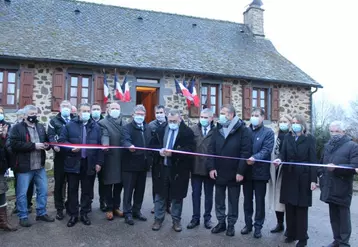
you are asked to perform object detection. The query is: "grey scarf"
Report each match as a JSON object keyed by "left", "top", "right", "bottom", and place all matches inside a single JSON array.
[{"left": 222, "top": 116, "right": 240, "bottom": 138}]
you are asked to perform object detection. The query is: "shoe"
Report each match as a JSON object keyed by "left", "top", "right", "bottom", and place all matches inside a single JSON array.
[
  {"left": 36, "top": 214, "right": 55, "bottom": 222},
  {"left": 19, "top": 218, "right": 32, "bottom": 227},
  {"left": 133, "top": 212, "right": 147, "bottom": 221},
  {"left": 80, "top": 215, "right": 91, "bottom": 226},
  {"left": 254, "top": 228, "right": 262, "bottom": 238},
  {"left": 211, "top": 223, "right": 226, "bottom": 234},
  {"left": 296, "top": 240, "right": 307, "bottom": 247},
  {"left": 67, "top": 216, "right": 78, "bottom": 227},
  {"left": 152, "top": 220, "right": 162, "bottom": 231},
  {"left": 325, "top": 241, "right": 339, "bottom": 247},
  {"left": 151, "top": 207, "right": 154, "bottom": 214},
  {"left": 56, "top": 210, "right": 64, "bottom": 221},
  {"left": 226, "top": 225, "right": 235, "bottom": 237},
  {"left": 100, "top": 201, "right": 107, "bottom": 212},
  {"left": 125, "top": 215, "right": 134, "bottom": 225},
  {"left": 240, "top": 226, "right": 252, "bottom": 235},
  {"left": 166, "top": 206, "right": 171, "bottom": 214},
  {"left": 284, "top": 237, "right": 295, "bottom": 243},
  {"left": 0, "top": 206, "right": 17, "bottom": 231},
  {"left": 113, "top": 209, "right": 124, "bottom": 217},
  {"left": 172, "top": 221, "right": 182, "bottom": 232},
  {"left": 187, "top": 219, "right": 200, "bottom": 229},
  {"left": 106, "top": 211, "right": 114, "bottom": 221},
  {"left": 270, "top": 223, "right": 284, "bottom": 233},
  {"left": 204, "top": 220, "right": 213, "bottom": 229}
]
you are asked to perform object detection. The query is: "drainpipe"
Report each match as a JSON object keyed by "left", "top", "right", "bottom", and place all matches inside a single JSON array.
[{"left": 310, "top": 87, "right": 318, "bottom": 135}]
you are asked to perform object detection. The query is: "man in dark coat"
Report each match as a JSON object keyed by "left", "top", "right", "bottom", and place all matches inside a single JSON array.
[
  {"left": 121, "top": 104, "right": 151, "bottom": 225},
  {"left": 150, "top": 109, "right": 195, "bottom": 232},
  {"left": 48, "top": 100, "right": 73, "bottom": 220},
  {"left": 58, "top": 103, "right": 104, "bottom": 228},
  {"left": 207, "top": 104, "right": 252, "bottom": 237},
  {"left": 319, "top": 121, "right": 358, "bottom": 247},
  {"left": 241, "top": 107, "right": 274, "bottom": 238},
  {"left": 98, "top": 102, "right": 124, "bottom": 220},
  {"left": 187, "top": 108, "right": 215, "bottom": 230}
]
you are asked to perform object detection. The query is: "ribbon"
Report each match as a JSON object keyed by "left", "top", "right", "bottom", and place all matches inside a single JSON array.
[{"left": 47, "top": 143, "right": 356, "bottom": 170}]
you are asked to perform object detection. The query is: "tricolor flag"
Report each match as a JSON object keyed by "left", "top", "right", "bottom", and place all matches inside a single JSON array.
[
  {"left": 121, "top": 76, "right": 131, "bottom": 102},
  {"left": 175, "top": 79, "right": 193, "bottom": 102},
  {"left": 114, "top": 74, "right": 124, "bottom": 101},
  {"left": 188, "top": 79, "right": 200, "bottom": 107},
  {"left": 103, "top": 74, "right": 109, "bottom": 103}
]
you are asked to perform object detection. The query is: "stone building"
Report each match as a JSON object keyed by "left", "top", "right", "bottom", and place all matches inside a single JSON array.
[{"left": 0, "top": 0, "right": 321, "bottom": 166}]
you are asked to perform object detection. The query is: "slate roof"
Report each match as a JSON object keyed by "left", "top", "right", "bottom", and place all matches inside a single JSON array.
[{"left": 0, "top": 0, "right": 321, "bottom": 87}]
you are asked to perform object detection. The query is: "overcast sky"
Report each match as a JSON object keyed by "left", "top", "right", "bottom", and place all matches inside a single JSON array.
[{"left": 82, "top": 0, "right": 358, "bottom": 107}]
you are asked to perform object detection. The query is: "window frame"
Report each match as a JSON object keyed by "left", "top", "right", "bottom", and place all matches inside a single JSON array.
[
  {"left": 67, "top": 74, "right": 93, "bottom": 106},
  {"left": 201, "top": 83, "right": 219, "bottom": 116},
  {"left": 0, "top": 69, "right": 18, "bottom": 108},
  {"left": 251, "top": 85, "right": 271, "bottom": 121}
]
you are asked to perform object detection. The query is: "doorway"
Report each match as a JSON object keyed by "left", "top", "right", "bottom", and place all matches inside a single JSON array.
[{"left": 136, "top": 87, "right": 159, "bottom": 123}]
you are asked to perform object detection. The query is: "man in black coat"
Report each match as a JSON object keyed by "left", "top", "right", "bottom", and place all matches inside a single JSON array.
[
  {"left": 241, "top": 108, "right": 274, "bottom": 238},
  {"left": 319, "top": 121, "right": 358, "bottom": 247},
  {"left": 150, "top": 109, "right": 195, "bottom": 232},
  {"left": 48, "top": 100, "right": 73, "bottom": 220},
  {"left": 121, "top": 104, "right": 151, "bottom": 225},
  {"left": 208, "top": 104, "right": 252, "bottom": 237},
  {"left": 58, "top": 103, "right": 104, "bottom": 228}
]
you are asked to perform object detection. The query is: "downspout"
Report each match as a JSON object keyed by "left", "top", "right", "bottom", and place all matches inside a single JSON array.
[{"left": 310, "top": 87, "right": 318, "bottom": 135}]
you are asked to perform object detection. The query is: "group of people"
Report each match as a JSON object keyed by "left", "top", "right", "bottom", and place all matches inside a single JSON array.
[{"left": 0, "top": 101, "right": 357, "bottom": 247}]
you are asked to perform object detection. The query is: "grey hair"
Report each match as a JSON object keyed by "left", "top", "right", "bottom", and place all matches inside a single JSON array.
[
  {"left": 16, "top": 109, "right": 24, "bottom": 115},
  {"left": 221, "top": 104, "right": 236, "bottom": 114},
  {"left": 78, "top": 103, "right": 91, "bottom": 110},
  {"left": 60, "top": 100, "right": 71, "bottom": 108},
  {"left": 330, "top": 121, "right": 346, "bottom": 131},
  {"left": 23, "top": 105, "right": 38, "bottom": 115},
  {"left": 201, "top": 108, "right": 213, "bottom": 117},
  {"left": 133, "top": 104, "right": 146, "bottom": 113},
  {"left": 168, "top": 109, "right": 181, "bottom": 117}
]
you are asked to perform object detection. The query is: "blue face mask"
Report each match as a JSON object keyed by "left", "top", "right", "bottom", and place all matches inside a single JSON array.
[
  {"left": 250, "top": 116, "right": 260, "bottom": 127},
  {"left": 200, "top": 118, "right": 209, "bottom": 127},
  {"left": 169, "top": 123, "right": 179, "bottom": 130},
  {"left": 91, "top": 110, "right": 101, "bottom": 120},
  {"left": 292, "top": 123, "right": 302, "bottom": 133},
  {"left": 219, "top": 114, "right": 228, "bottom": 125},
  {"left": 110, "top": 109, "right": 120, "bottom": 119},
  {"left": 0, "top": 114, "right": 4, "bottom": 121},
  {"left": 81, "top": 112, "right": 91, "bottom": 122},
  {"left": 279, "top": 123, "right": 289, "bottom": 132},
  {"left": 61, "top": 107, "right": 70, "bottom": 118},
  {"left": 134, "top": 115, "right": 145, "bottom": 124}
]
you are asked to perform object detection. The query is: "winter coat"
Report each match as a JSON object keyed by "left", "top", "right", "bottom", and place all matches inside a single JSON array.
[
  {"left": 150, "top": 121, "right": 195, "bottom": 200},
  {"left": 279, "top": 133, "right": 318, "bottom": 207},
  {"left": 58, "top": 117, "right": 104, "bottom": 175},
  {"left": 98, "top": 116, "right": 123, "bottom": 185},
  {"left": 191, "top": 122, "right": 215, "bottom": 176},
  {"left": 0, "top": 135, "right": 8, "bottom": 194},
  {"left": 319, "top": 135, "right": 358, "bottom": 207}
]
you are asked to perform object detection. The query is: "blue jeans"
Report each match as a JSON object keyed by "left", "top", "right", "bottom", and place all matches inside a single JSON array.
[
  {"left": 16, "top": 168, "right": 48, "bottom": 219},
  {"left": 154, "top": 194, "right": 183, "bottom": 222},
  {"left": 191, "top": 174, "right": 214, "bottom": 222}
]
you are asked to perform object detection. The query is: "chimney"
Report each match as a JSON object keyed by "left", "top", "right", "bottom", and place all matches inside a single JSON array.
[{"left": 244, "top": 0, "right": 265, "bottom": 37}]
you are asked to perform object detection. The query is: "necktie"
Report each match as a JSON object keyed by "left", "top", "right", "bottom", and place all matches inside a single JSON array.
[
  {"left": 166, "top": 130, "right": 175, "bottom": 166},
  {"left": 203, "top": 127, "right": 207, "bottom": 136},
  {"left": 65, "top": 118, "right": 69, "bottom": 123},
  {"left": 81, "top": 125, "right": 87, "bottom": 158}
]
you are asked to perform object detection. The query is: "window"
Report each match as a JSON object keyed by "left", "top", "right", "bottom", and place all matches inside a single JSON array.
[
  {"left": 201, "top": 84, "right": 219, "bottom": 115},
  {"left": 136, "top": 78, "right": 159, "bottom": 84},
  {"left": 252, "top": 88, "right": 268, "bottom": 116},
  {"left": 68, "top": 75, "right": 92, "bottom": 107},
  {"left": 0, "top": 70, "right": 17, "bottom": 107}
]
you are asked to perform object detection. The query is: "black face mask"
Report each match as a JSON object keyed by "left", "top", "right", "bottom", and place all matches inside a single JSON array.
[{"left": 27, "top": 115, "right": 37, "bottom": 123}]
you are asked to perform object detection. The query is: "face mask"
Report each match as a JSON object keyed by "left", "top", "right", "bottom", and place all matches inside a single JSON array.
[
  {"left": 292, "top": 123, "right": 302, "bottom": 133},
  {"left": 61, "top": 107, "right": 71, "bottom": 118},
  {"left": 169, "top": 123, "right": 179, "bottom": 130},
  {"left": 156, "top": 114, "right": 166, "bottom": 123},
  {"left": 134, "top": 115, "right": 145, "bottom": 124},
  {"left": 331, "top": 134, "right": 343, "bottom": 142},
  {"left": 91, "top": 110, "right": 101, "bottom": 120},
  {"left": 219, "top": 114, "right": 228, "bottom": 125},
  {"left": 81, "top": 112, "right": 90, "bottom": 122},
  {"left": 0, "top": 114, "right": 4, "bottom": 121},
  {"left": 200, "top": 118, "right": 209, "bottom": 127},
  {"left": 27, "top": 115, "right": 37, "bottom": 123},
  {"left": 279, "top": 123, "right": 289, "bottom": 132},
  {"left": 110, "top": 109, "right": 120, "bottom": 119},
  {"left": 250, "top": 116, "right": 260, "bottom": 127}
]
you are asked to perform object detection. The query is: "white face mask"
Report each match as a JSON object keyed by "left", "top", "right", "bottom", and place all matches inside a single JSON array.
[
  {"left": 156, "top": 113, "right": 166, "bottom": 123},
  {"left": 110, "top": 109, "right": 120, "bottom": 119}
]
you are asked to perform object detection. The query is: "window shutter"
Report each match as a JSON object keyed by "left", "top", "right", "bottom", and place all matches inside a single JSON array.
[
  {"left": 94, "top": 74, "right": 105, "bottom": 109},
  {"left": 52, "top": 72, "right": 66, "bottom": 111},
  {"left": 271, "top": 88, "right": 280, "bottom": 121},
  {"left": 242, "top": 85, "right": 252, "bottom": 120},
  {"left": 222, "top": 84, "right": 232, "bottom": 105},
  {"left": 19, "top": 70, "right": 34, "bottom": 108},
  {"left": 189, "top": 82, "right": 200, "bottom": 118}
]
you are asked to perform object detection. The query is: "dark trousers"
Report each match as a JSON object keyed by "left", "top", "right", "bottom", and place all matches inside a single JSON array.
[
  {"left": 104, "top": 183, "right": 123, "bottom": 211},
  {"left": 66, "top": 159, "right": 95, "bottom": 217},
  {"left": 14, "top": 171, "right": 34, "bottom": 209},
  {"left": 285, "top": 204, "right": 309, "bottom": 241},
  {"left": 276, "top": 211, "right": 284, "bottom": 224},
  {"left": 122, "top": 171, "right": 147, "bottom": 216},
  {"left": 54, "top": 157, "right": 67, "bottom": 211},
  {"left": 0, "top": 193, "right": 6, "bottom": 205},
  {"left": 243, "top": 180, "right": 267, "bottom": 230},
  {"left": 215, "top": 184, "right": 240, "bottom": 226},
  {"left": 329, "top": 203, "right": 351, "bottom": 246},
  {"left": 152, "top": 171, "right": 171, "bottom": 208},
  {"left": 90, "top": 171, "right": 105, "bottom": 204},
  {"left": 191, "top": 174, "right": 214, "bottom": 222}
]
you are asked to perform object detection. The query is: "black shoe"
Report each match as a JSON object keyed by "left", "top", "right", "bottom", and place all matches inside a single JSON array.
[
  {"left": 67, "top": 216, "right": 78, "bottom": 227},
  {"left": 254, "top": 228, "right": 262, "bottom": 238},
  {"left": 133, "top": 213, "right": 147, "bottom": 221},
  {"left": 240, "top": 226, "right": 252, "bottom": 235},
  {"left": 211, "top": 223, "right": 226, "bottom": 234},
  {"left": 325, "top": 241, "right": 339, "bottom": 247},
  {"left": 172, "top": 221, "right": 182, "bottom": 232},
  {"left": 80, "top": 215, "right": 91, "bottom": 226},
  {"left": 152, "top": 220, "right": 162, "bottom": 231},
  {"left": 56, "top": 210, "right": 64, "bottom": 221},
  {"left": 125, "top": 215, "right": 134, "bottom": 225},
  {"left": 296, "top": 240, "right": 307, "bottom": 247},
  {"left": 284, "top": 237, "right": 295, "bottom": 243},
  {"left": 270, "top": 223, "right": 284, "bottom": 233},
  {"left": 19, "top": 218, "right": 32, "bottom": 227},
  {"left": 204, "top": 220, "right": 213, "bottom": 229},
  {"left": 36, "top": 214, "right": 55, "bottom": 222},
  {"left": 187, "top": 219, "right": 200, "bottom": 229},
  {"left": 226, "top": 225, "right": 235, "bottom": 237},
  {"left": 100, "top": 201, "right": 107, "bottom": 212}
]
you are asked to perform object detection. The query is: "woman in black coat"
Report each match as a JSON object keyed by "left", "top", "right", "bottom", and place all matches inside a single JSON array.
[{"left": 273, "top": 115, "right": 317, "bottom": 247}]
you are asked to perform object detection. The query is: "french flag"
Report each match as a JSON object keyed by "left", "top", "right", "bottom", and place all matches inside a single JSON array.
[
  {"left": 175, "top": 79, "right": 193, "bottom": 101},
  {"left": 103, "top": 74, "right": 110, "bottom": 103},
  {"left": 188, "top": 79, "right": 200, "bottom": 107},
  {"left": 114, "top": 74, "right": 124, "bottom": 101},
  {"left": 121, "top": 76, "right": 131, "bottom": 102}
]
